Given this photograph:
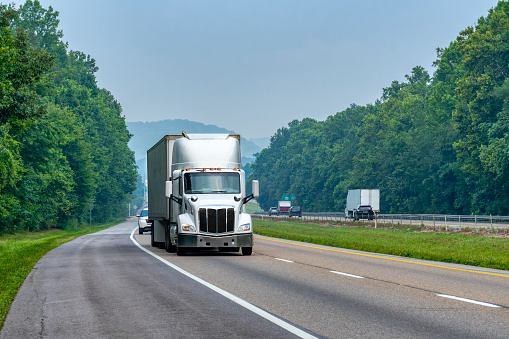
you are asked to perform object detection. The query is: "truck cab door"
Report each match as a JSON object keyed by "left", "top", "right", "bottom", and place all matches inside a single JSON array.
[{"left": 170, "top": 170, "right": 182, "bottom": 222}]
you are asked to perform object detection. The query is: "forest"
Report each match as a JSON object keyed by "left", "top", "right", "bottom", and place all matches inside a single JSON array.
[
  {"left": 0, "top": 1, "right": 138, "bottom": 233},
  {"left": 251, "top": 1, "right": 509, "bottom": 215}
]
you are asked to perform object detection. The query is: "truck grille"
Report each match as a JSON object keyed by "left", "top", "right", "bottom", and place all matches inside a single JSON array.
[{"left": 199, "top": 208, "right": 234, "bottom": 233}]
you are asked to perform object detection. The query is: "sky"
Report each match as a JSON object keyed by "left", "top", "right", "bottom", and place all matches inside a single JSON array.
[{"left": 34, "top": 0, "right": 500, "bottom": 139}]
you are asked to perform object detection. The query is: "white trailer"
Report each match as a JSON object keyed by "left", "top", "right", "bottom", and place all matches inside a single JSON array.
[
  {"left": 277, "top": 200, "right": 291, "bottom": 215},
  {"left": 345, "top": 189, "right": 380, "bottom": 220},
  {"left": 147, "top": 133, "right": 259, "bottom": 256}
]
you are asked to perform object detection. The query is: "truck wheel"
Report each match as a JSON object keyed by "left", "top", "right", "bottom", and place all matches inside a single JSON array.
[
  {"left": 242, "top": 247, "right": 252, "bottom": 256},
  {"left": 139, "top": 227, "right": 143, "bottom": 235},
  {"left": 165, "top": 224, "right": 176, "bottom": 253},
  {"left": 150, "top": 224, "right": 157, "bottom": 247}
]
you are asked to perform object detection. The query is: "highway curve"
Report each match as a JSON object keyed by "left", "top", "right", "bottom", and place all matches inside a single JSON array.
[{"left": 2, "top": 220, "right": 509, "bottom": 338}]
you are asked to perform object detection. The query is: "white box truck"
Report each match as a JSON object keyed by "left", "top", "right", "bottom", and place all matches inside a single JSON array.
[
  {"left": 147, "top": 133, "right": 259, "bottom": 256},
  {"left": 277, "top": 200, "right": 291, "bottom": 215},
  {"left": 345, "top": 189, "right": 379, "bottom": 220}
]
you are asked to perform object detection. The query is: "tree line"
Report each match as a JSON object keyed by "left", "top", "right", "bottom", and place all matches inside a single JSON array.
[
  {"left": 251, "top": 1, "right": 509, "bottom": 215},
  {"left": 0, "top": 1, "right": 137, "bottom": 233}
]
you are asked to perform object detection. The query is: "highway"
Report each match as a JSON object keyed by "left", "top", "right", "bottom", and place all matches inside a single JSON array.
[{"left": 2, "top": 220, "right": 509, "bottom": 338}]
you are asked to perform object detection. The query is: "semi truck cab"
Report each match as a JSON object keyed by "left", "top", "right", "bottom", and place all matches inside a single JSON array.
[{"left": 166, "top": 167, "right": 258, "bottom": 255}]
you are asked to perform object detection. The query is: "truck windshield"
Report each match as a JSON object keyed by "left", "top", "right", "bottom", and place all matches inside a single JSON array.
[{"left": 184, "top": 172, "right": 240, "bottom": 194}]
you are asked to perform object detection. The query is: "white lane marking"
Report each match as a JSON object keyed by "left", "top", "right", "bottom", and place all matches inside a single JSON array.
[
  {"left": 437, "top": 294, "right": 501, "bottom": 308},
  {"left": 129, "top": 228, "right": 317, "bottom": 339},
  {"left": 330, "top": 270, "right": 365, "bottom": 279},
  {"left": 275, "top": 258, "right": 294, "bottom": 263}
]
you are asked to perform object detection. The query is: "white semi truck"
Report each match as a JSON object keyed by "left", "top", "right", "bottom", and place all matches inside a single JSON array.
[
  {"left": 147, "top": 133, "right": 259, "bottom": 256},
  {"left": 345, "top": 189, "right": 380, "bottom": 220}
]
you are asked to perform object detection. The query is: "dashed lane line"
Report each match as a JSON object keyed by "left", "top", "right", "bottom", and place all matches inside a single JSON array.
[
  {"left": 437, "top": 294, "right": 502, "bottom": 308},
  {"left": 275, "top": 258, "right": 295, "bottom": 263},
  {"left": 330, "top": 270, "right": 365, "bottom": 279}
]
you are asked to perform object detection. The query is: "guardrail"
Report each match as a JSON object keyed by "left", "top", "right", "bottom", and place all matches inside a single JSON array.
[
  {"left": 252, "top": 211, "right": 345, "bottom": 221},
  {"left": 251, "top": 212, "right": 509, "bottom": 231},
  {"left": 377, "top": 214, "right": 509, "bottom": 231}
]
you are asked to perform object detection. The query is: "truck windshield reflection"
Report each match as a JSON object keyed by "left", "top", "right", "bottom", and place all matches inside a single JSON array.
[{"left": 184, "top": 172, "right": 240, "bottom": 194}]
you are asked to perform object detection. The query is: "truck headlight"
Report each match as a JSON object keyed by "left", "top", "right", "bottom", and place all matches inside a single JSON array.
[
  {"left": 238, "top": 223, "right": 251, "bottom": 232},
  {"left": 181, "top": 223, "right": 196, "bottom": 232}
]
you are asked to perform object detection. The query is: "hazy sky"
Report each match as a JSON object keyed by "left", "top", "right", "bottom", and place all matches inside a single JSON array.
[{"left": 35, "top": 0, "right": 499, "bottom": 139}]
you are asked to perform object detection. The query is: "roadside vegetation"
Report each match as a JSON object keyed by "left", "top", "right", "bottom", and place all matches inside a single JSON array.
[
  {"left": 253, "top": 218, "right": 509, "bottom": 271},
  {"left": 245, "top": 201, "right": 262, "bottom": 213},
  {"left": 0, "top": 221, "right": 123, "bottom": 330},
  {"left": 251, "top": 2, "right": 509, "bottom": 217},
  {"left": 0, "top": 2, "right": 138, "bottom": 235}
]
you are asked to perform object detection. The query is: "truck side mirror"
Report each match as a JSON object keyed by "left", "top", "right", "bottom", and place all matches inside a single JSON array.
[
  {"left": 165, "top": 180, "right": 172, "bottom": 198},
  {"left": 252, "top": 180, "right": 259, "bottom": 198}
]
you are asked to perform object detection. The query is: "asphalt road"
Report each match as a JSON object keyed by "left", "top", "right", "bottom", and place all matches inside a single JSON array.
[{"left": 2, "top": 220, "right": 509, "bottom": 338}]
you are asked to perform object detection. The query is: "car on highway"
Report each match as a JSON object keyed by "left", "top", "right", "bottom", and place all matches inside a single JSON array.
[
  {"left": 269, "top": 207, "right": 278, "bottom": 216},
  {"left": 354, "top": 205, "right": 374, "bottom": 220},
  {"left": 289, "top": 206, "right": 302, "bottom": 217},
  {"left": 137, "top": 208, "right": 151, "bottom": 234}
]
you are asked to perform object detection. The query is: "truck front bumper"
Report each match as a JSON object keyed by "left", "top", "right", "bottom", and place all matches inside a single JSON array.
[{"left": 178, "top": 233, "right": 253, "bottom": 248}]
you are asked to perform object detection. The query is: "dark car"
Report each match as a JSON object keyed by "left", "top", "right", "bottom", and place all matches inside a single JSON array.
[
  {"left": 269, "top": 207, "right": 278, "bottom": 216},
  {"left": 354, "top": 205, "right": 374, "bottom": 220},
  {"left": 289, "top": 206, "right": 302, "bottom": 217}
]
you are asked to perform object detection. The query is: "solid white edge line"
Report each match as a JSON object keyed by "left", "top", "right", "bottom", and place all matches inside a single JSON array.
[
  {"left": 275, "top": 258, "right": 295, "bottom": 263},
  {"left": 437, "top": 294, "right": 501, "bottom": 308},
  {"left": 329, "top": 270, "right": 365, "bottom": 279},
  {"left": 129, "top": 227, "right": 317, "bottom": 339}
]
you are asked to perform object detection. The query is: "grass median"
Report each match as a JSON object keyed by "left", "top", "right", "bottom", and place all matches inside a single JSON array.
[
  {"left": 253, "top": 218, "right": 509, "bottom": 271},
  {"left": 0, "top": 220, "right": 125, "bottom": 330}
]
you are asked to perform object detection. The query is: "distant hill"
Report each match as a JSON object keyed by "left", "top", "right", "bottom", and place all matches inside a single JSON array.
[
  {"left": 127, "top": 119, "right": 262, "bottom": 177},
  {"left": 249, "top": 136, "right": 271, "bottom": 150}
]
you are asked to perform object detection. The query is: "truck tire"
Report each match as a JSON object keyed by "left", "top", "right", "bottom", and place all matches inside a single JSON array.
[
  {"left": 165, "top": 223, "right": 176, "bottom": 253},
  {"left": 241, "top": 247, "right": 252, "bottom": 256},
  {"left": 150, "top": 224, "right": 157, "bottom": 247},
  {"left": 139, "top": 227, "right": 143, "bottom": 235}
]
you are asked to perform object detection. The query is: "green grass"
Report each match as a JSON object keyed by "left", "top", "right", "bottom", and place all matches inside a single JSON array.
[
  {"left": 253, "top": 218, "right": 509, "bottom": 271},
  {"left": 0, "top": 220, "right": 124, "bottom": 330},
  {"left": 245, "top": 200, "right": 262, "bottom": 213}
]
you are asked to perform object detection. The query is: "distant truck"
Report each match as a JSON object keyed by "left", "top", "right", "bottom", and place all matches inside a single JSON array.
[
  {"left": 277, "top": 200, "right": 291, "bottom": 215},
  {"left": 147, "top": 133, "right": 259, "bottom": 256},
  {"left": 345, "top": 189, "right": 380, "bottom": 220}
]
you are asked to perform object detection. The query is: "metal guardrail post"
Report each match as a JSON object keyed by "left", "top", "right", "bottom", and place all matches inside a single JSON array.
[
  {"left": 433, "top": 215, "right": 435, "bottom": 228},
  {"left": 490, "top": 214, "right": 493, "bottom": 231},
  {"left": 475, "top": 215, "right": 477, "bottom": 232},
  {"left": 459, "top": 215, "right": 461, "bottom": 230},
  {"left": 445, "top": 215, "right": 447, "bottom": 231}
]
